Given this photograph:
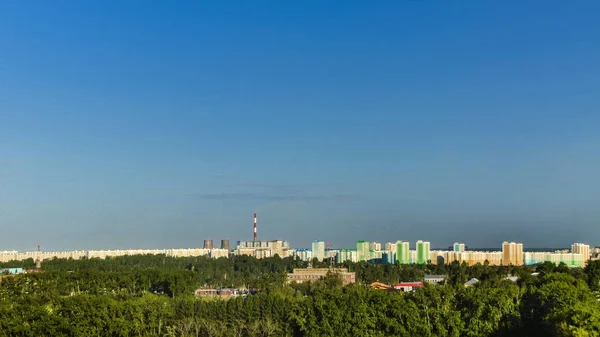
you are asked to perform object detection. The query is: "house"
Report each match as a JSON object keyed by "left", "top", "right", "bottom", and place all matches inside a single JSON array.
[
  {"left": 394, "top": 282, "right": 424, "bottom": 292},
  {"left": 464, "top": 278, "right": 479, "bottom": 287},
  {"left": 424, "top": 275, "right": 446, "bottom": 285}
]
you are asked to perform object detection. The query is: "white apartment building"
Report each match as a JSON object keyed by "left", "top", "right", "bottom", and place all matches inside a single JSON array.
[{"left": 312, "top": 241, "right": 325, "bottom": 262}]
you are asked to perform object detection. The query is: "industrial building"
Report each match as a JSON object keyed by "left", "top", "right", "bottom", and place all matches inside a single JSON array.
[{"left": 234, "top": 240, "right": 291, "bottom": 259}]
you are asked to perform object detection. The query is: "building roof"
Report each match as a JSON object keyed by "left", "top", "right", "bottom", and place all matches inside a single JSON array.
[
  {"left": 424, "top": 274, "right": 446, "bottom": 279},
  {"left": 464, "top": 278, "right": 479, "bottom": 286},
  {"left": 396, "top": 282, "right": 424, "bottom": 287}
]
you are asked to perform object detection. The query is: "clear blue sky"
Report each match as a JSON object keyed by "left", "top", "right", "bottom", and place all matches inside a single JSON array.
[{"left": 1, "top": 0, "right": 599, "bottom": 251}]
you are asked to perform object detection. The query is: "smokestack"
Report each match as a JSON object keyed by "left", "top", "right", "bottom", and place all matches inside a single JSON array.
[
  {"left": 253, "top": 212, "right": 257, "bottom": 241},
  {"left": 203, "top": 239, "right": 213, "bottom": 249},
  {"left": 221, "top": 239, "right": 230, "bottom": 251},
  {"left": 36, "top": 244, "right": 41, "bottom": 272}
]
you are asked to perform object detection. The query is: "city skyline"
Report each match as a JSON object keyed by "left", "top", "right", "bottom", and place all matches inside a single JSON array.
[{"left": 2, "top": 1, "right": 600, "bottom": 250}]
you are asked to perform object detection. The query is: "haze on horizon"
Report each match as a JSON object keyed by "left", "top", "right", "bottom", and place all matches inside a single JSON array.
[{"left": 1, "top": 1, "right": 599, "bottom": 251}]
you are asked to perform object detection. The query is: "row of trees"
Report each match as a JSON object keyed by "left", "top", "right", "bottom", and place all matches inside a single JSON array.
[{"left": 1, "top": 255, "right": 600, "bottom": 336}]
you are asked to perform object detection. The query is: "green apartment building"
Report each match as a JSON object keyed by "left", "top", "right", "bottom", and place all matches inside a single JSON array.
[
  {"left": 396, "top": 241, "right": 410, "bottom": 264},
  {"left": 357, "top": 240, "right": 370, "bottom": 262},
  {"left": 416, "top": 240, "right": 431, "bottom": 264}
]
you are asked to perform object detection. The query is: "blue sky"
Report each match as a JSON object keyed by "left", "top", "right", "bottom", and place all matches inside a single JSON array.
[{"left": 1, "top": 0, "right": 599, "bottom": 251}]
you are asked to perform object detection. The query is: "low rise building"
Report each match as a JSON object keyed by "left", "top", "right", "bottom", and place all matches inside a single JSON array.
[
  {"left": 1, "top": 268, "right": 24, "bottom": 275},
  {"left": 394, "top": 282, "right": 423, "bottom": 292},
  {"left": 287, "top": 268, "right": 356, "bottom": 286},
  {"left": 424, "top": 275, "right": 446, "bottom": 285}
]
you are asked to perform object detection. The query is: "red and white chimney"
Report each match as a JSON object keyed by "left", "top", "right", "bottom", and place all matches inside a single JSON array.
[{"left": 253, "top": 212, "right": 257, "bottom": 241}]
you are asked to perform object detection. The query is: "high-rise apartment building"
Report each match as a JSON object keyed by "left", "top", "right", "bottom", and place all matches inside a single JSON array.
[
  {"left": 336, "top": 249, "right": 357, "bottom": 263},
  {"left": 369, "top": 242, "right": 382, "bottom": 251},
  {"left": 416, "top": 240, "right": 431, "bottom": 264},
  {"left": 502, "top": 242, "right": 524, "bottom": 266},
  {"left": 571, "top": 243, "right": 590, "bottom": 264},
  {"left": 312, "top": 240, "right": 325, "bottom": 262},
  {"left": 396, "top": 241, "right": 410, "bottom": 264},
  {"left": 453, "top": 242, "right": 465, "bottom": 252},
  {"left": 357, "top": 241, "right": 370, "bottom": 262}
]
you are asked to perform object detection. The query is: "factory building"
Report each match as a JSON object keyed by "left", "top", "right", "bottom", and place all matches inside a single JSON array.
[{"left": 234, "top": 240, "right": 291, "bottom": 259}]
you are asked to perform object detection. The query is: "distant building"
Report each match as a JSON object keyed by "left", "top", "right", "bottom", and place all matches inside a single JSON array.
[
  {"left": 312, "top": 241, "right": 325, "bottom": 262},
  {"left": 502, "top": 242, "right": 523, "bottom": 266},
  {"left": 571, "top": 243, "right": 591, "bottom": 263},
  {"left": 396, "top": 241, "right": 410, "bottom": 264},
  {"left": 336, "top": 249, "right": 357, "bottom": 263},
  {"left": 287, "top": 268, "right": 356, "bottom": 286},
  {"left": 524, "top": 252, "right": 585, "bottom": 267},
  {"left": 210, "top": 249, "right": 229, "bottom": 259},
  {"left": 293, "top": 249, "right": 312, "bottom": 262},
  {"left": 382, "top": 251, "right": 395, "bottom": 264},
  {"left": 431, "top": 250, "right": 502, "bottom": 266},
  {"left": 453, "top": 242, "right": 466, "bottom": 252},
  {"left": 416, "top": 241, "right": 431, "bottom": 264},
  {"left": 357, "top": 241, "right": 370, "bottom": 262},
  {"left": 369, "top": 242, "right": 381, "bottom": 251},
  {"left": 234, "top": 240, "right": 291, "bottom": 259}
]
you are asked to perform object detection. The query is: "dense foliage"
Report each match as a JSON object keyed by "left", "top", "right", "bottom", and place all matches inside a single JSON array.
[{"left": 1, "top": 255, "right": 600, "bottom": 336}]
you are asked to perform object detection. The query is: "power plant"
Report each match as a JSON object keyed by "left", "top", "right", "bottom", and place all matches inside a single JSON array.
[
  {"left": 221, "top": 239, "right": 230, "bottom": 251},
  {"left": 203, "top": 239, "right": 214, "bottom": 250}
]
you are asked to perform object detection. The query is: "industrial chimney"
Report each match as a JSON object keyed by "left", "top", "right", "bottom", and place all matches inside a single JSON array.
[{"left": 203, "top": 239, "right": 214, "bottom": 249}]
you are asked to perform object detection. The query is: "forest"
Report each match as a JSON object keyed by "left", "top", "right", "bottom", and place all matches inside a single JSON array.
[{"left": 1, "top": 255, "right": 600, "bottom": 337}]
